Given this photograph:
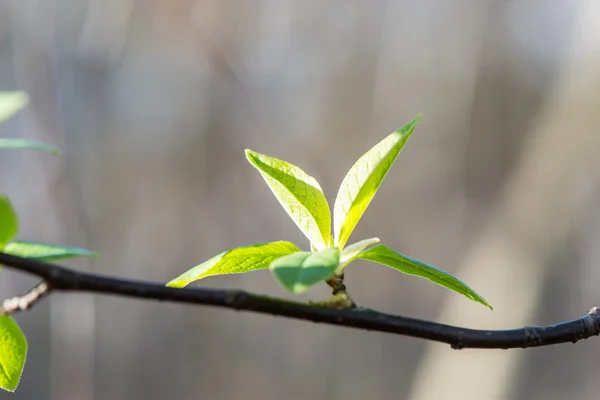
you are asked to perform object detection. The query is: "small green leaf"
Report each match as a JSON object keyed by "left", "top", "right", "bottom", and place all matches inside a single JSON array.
[
  {"left": 3, "top": 241, "right": 98, "bottom": 262},
  {"left": 0, "top": 92, "right": 28, "bottom": 124},
  {"left": 333, "top": 115, "right": 421, "bottom": 249},
  {"left": 0, "top": 315, "right": 27, "bottom": 392},
  {"left": 0, "top": 196, "right": 18, "bottom": 249},
  {"left": 270, "top": 247, "right": 340, "bottom": 294},
  {"left": 357, "top": 244, "right": 492, "bottom": 309},
  {"left": 167, "top": 241, "right": 301, "bottom": 288},
  {"left": 0, "top": 139, "right": 60, "bottom": 155},
  {"left": 245, "top": 149, "right": 331, "bottom": 251},
  {"left": 337, "top": 237, "right": 380, "bottom": 272}
]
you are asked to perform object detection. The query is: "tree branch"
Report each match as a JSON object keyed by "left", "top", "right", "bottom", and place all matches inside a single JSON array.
[{"left": 0, "top": 252, "right": 598, "bottom": 349}]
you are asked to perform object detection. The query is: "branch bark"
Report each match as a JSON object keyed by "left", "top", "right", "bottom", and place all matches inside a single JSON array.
[{"left": 0, "top": 252, "right": 598, "bottom": 350}]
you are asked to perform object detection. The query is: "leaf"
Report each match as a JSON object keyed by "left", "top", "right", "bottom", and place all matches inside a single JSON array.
[
  {"left": 167, "top": 241, "right": 301, "bottom": 288},
  {"left": 0, "top": 92, "right": 28, "bottom": 124},
  {"left": 0, "top": 196, "right": 18, "bottom": 250},
  {"left": 245, "top": 149, "right": 331, "bottom": 251},
  {"left": 2, "top": 241, "right": 98, "bottom": 262},
  {"left": 270, "top": 247, "right": 340, "bottom": 294},
  {"left": 337, "top": 237, "right": 380, "bottom": 272},
  {"left": 357, "top": 244, "right": 492, "bottom": 309},
  {"left": 0, "top": 139, "right": 60, "bottom": 156},
  {"left": 0, "top": 316, "right": 27, "bottom": 392},
  {"left": 333, "top": 115, "right": 421, "bottom": 249}
]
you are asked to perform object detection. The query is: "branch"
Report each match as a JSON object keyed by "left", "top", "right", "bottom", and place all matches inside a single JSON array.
[{"left": 0, "top": 252, "right": 598, "bottom": 349}]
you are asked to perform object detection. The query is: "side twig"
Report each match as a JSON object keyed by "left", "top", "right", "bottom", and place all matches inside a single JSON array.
[
  {"left": 0, "top": 252, "right": 598, "bottom": 350},
  {"left": 0, "top": 281, "right": 51, "bottom": 314}
]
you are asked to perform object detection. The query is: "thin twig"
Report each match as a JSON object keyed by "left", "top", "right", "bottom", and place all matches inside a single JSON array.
[
  {"left": 0, "top": 281, "right": 51, "bottom": 315},
  {"left": 0, "top": 252, "right": 598, "bottom": 349}
]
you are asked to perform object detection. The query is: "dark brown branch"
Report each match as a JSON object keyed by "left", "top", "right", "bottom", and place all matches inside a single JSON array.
[{"left": 0, "top": 252, "right": 598, "bottom": 349}]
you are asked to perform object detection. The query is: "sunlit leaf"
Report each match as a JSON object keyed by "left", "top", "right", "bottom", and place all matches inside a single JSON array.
[
  {"left": 0, "top": 139, "right": 59, "bottom": 155},
  {"left": 167, "top": 241, "right": 301, "bottom": 288},
  {"left": 270, "top": 247, "right": 340, "bottom": 294},
  {"left": 0, "top": 92, "right": 28, "bottom": 124},
  {"left": 0, "top": 196, "right": 18, "bottom": 250},
  {"left": 3, "top": 241, "right": 97, "bottom": 262},
  {"left": 246, "top": 149, "right": 331, "bottom": 250},
  {"left": 0, "top": 316, "right": 27, "bottom": 392},
  {"left": 357, "top": 244, "right": 492, "bottom": 309},
  {"left": 333, "top": 115, "right": 421, "bottom": 249},
  {"left": 337, "top": 237, "right": 380, "bottom": 272}
]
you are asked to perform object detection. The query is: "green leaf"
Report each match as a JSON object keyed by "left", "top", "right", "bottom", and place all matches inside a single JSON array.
[
  {"left": 0, "top": 315, "right": 27, "bottom": 392},
  {"left": 0, "top": 196, "right": 18, "bottom": 250},
  {"left": 357, "top": 244, "right": 492, "bottom": 309},
  {"left": 0, "top": 139, "right": 60, "bottom": 155},
  {"left": 333, "top": 114, "right": 421, "bottom": 249},
  {"left": 270, "top": 247, "right": 340, "bottom": 294},
  {"left": 3, "top": 241, "right": 98, "bottom": 262},
  {"left": 337, "top": 237, "right": 380, "bottom": 272},
  {"left": 167, "top": 241, "right": 301, "bottom": 288},
  {"left": 245, "top": 149, "right": 331, "bottom": 251},
  {"left": 0, "top": 92, "right": 28, "bottom": 124}
]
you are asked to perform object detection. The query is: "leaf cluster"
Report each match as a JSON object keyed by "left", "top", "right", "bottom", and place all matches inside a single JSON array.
[{"left": 167, "top": 115, "right": 490, "bottom": 310}]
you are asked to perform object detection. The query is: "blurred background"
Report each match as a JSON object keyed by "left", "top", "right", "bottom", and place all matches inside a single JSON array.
[{"left": 1, "top": 0, "right": 599, "bottom": 399}]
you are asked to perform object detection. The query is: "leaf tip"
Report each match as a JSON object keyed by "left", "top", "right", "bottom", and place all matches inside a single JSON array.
[
  {"left": 245, "top": 148, "right": 261, "bottom": 166},
  {"left": 402, "top": 113, "right": 422, "bottom": 132},
  {"left": 244, "top": 148, "right": 255, "bottom": 159},
  {"left": 165, "top": 279, "right": 186, "bottom": 288}
]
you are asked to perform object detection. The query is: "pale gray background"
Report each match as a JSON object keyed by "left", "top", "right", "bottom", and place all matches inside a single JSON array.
[{"left": 1, "top": 1, "right": 599, "bottom": 399}]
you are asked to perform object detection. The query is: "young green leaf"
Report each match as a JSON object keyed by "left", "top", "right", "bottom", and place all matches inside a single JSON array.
[
  {"left": 0, "top": 92, "right": 28, "bottom": 124},
  {"left": 337, "top": 237, "right": 380, "bottom": 272},
  {"left": 270, "top": 247, "right": 340, "bottom": 294},
  {"left": 245, "top": 149, "right": 331, "bottom": 251},
  {"left": 0, "top": 139, "right": 60, "bottom": 155},
  {"left": 0, "top": 315, "right": 27, "bottom": 392},
  {"left": 333, "top": 115, "right": 421, "bottom": 249},
  {"left": 2, "top": 241, "right": 98, "bottom": 262},
  {"left": 357, "top": 244, "right": 492, "bottom": 309},
  {"left": 0, "top": 196, "right": 18, "bottom": 249},
  {"left": 167, "top": 241, "right": 301, "bottom": 288}
]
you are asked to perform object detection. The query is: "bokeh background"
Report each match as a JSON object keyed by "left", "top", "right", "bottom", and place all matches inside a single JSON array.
[{"left": 1, "top": 1, "right": 599, "bottom": 399}]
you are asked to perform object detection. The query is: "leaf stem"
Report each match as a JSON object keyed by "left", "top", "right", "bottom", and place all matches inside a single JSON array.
[{"left": 325, "top": 273, "right": 356, "bottom": 308}]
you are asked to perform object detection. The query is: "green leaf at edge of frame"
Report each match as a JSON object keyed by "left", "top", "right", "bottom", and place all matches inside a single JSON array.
[
  {"left": 0, "top": 139, "right": 60, "bottom": 156},
  {"left": 2, "top": 241, "right": 98, "bottom": 262},
  {"left": 0, "top": 315, "right": 28, "bottom": 392},
  {"left": 0, "top": 196, "right": 18, "bottom": 250},
  {"left": 0, "top": 92, "right": 28, "bottom": 125}
]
